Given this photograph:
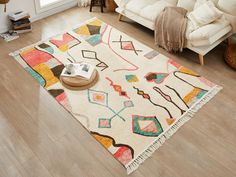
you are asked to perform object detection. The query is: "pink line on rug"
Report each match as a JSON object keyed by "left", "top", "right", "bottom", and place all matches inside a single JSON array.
[{"left": 107, "top": 28, "right": 139, "bottom": 72}]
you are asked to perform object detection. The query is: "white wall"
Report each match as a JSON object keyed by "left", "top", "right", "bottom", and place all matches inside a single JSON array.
[{"left": 0, "top": 0, "right": 36, "bottom": 33}]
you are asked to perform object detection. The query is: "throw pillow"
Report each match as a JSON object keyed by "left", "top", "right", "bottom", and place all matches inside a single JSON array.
[
  {"left": 194, "top": 0, "right": 207, "bottom": 9},
  {"left": 177, "top": 0, "right": 196, "bottom": 11},
  {"left": 217, "top": 0, "right": 236, "bottom": 16},
  {"left": 187, "top": 1, "right": 223, "bottom": 30}
]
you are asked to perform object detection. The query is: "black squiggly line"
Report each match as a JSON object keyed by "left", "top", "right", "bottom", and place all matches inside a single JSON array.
[
  {"left": 81, "top": 50, "right": 108, "bottom": 71},
  {"left": 133, "top": 86, "right": 173, "bottom": 118},
  {"left": 173, "top": 71, "right": 208, "bottom": 92},
  {"left": 165, "top": 85, "right": 189, "bottom": 109},
  {"left": 153, "top": 86, "right": 185, "bottom": 115}
]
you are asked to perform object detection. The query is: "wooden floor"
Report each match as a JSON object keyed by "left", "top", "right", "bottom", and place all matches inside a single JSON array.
[{"left": 0, "top": 7, "right": 236, "bottom": 177}]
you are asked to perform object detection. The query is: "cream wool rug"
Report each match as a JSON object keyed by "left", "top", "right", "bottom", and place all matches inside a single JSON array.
[{"left": 11, "top": 18, "right": 222, "bottom": 174}]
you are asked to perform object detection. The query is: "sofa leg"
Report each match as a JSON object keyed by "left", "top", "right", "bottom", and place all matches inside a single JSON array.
[
  {"left": 198, "top": 54, "right": 204, "bottom": 65},
  {"left": 118, "top": 13, "right": 123, "bottom": 21}
]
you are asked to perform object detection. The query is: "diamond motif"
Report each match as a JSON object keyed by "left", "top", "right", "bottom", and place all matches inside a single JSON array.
[
  {"left": 132, "top": 115, "right": 163, "bottom": 137},
  {"left": 81, "top": 50, "right": 108, "bottom": 71},
  {"left": 121, "top": 41, "right": 134, "bottom": 50},
  {"left": 82, "top": 50, "right": 97, "bottom": 59},
  {"left": 114, "top": 85, "right": 122, "bottom": 92},
  {"left": 98, "top": 118, "right": 111, "bottom": 128},
  {"left": 112, "top": 35, "right": 142, "bottom": 55},
  {"left": 93, "top": 93, "right": 105, "bottom": 103},
  {"left": 142, "top": 94, "right": 150, "bottom": 99},
  {"left": 97, "top": 62, "right": 107, "bottom": 68},
  {"left": 88, "top": 89, "right": 108, "bottom": 107},
  {"left": 124, "top": 101, "right": 134, "bottom": 108},
  {"left": 120, "top": 91, "right": 126, "bottom": 96}
]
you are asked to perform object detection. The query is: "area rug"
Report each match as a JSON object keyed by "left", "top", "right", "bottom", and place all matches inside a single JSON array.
[{"left": 10, "top": 17, "right": 222, "bottom": 174}]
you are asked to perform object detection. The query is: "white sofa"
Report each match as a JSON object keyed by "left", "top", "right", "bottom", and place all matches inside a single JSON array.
[{"left": 114, "top": 0, "right": 236, "bottom": 65}]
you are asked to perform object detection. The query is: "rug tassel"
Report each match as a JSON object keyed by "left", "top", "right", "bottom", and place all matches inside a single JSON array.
[{"left": 126, "top": 85, "right": 222, "bottom": 175}]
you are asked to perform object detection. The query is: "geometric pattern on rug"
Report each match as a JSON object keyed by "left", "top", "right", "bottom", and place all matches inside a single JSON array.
[
  {"left": 125, "top": 74, "right": 139, "bottom": 83},
  {"left": 145, "top": 72, "right": 169, "bottom": 84},
  {"left": 88, "top": 89, "right": 134, "bottom": 128},
  {"left": 112, "top": 35, "right": 143, "bottom": 56},
  {"left": 106, "top": 77, "right": 130, "bottom": 99},
  {"left": 11, "top": 17, "right": 221, "bottom": 174},
  {"left": 49, "top": 33, "right": 81, "bottom": 52},
  {"left": 91, "top": 132, "right": 134, "bottom": 165},
  {"left": 144, "top": 50, "right": 159, "bottom": 59},
  {"left": 73, "top": 19, "right": 103, "bottom": 46},
  {"left": 132, "top": 115, "right": 163, "bottom": 137},
  {"left": 133, "top": 86, "right": 174, "bottom": 119},
  {"left": 81, "top": 50, "right": 108, "bottom": 71},
  {"left": 18, "top": 47, "right": 71, "bottom": 111}
]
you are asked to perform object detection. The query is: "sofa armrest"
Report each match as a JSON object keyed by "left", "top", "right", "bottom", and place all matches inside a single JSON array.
[
  {"left": 114, "top": 0, "right": 130, "bottom": 8},
  {"left": 113, "top": 0, "right": 121, "bottom": 6},
  {"left": 224, "top": 13, "right": 236, "bottom": 33}
]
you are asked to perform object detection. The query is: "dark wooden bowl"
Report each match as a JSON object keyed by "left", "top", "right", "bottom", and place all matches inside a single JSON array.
[{"left": 225, "top": 44, "right": 236, "bottom": 70}]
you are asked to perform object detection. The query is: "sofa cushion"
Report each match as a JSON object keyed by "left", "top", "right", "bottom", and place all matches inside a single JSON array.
[
  {"left": 188, "top": 1, "right": 223, "bottom": 30},
  {"left": 140, "top": 0, "right": 174, "bottom": 22},
  {"left": 210, "top": 0, "right": 219, "bottom": 5},
  {"left": 165, "top": 0, "right": 178, "bottom": 5},
  {"left": 125, "top": 0, "right": 158, "bottom": 15},
  {"left": 217, "top": 0, "right": 236, "bottom": 16},
  {"left": 194, "top": 0, "right": 207, "bottom": 9},
  {"left": 177, "top": 0, "right": 196, "bottom": 11},
  {"left": 187, "top": 16, "right": 231, "bottom": 46},
  {"left": 194, "top": 0, "right": 221, "bottom": 10},
  {"left": 188, "top": 25, "right": 232, "bottom": 46}
]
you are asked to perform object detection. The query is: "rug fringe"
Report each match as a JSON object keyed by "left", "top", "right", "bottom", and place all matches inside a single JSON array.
[{"left": 126, "top": 85, "right": 222, "bottom": 175}]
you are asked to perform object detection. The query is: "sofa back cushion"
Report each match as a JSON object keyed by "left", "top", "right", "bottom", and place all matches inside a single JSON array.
[
  {"left": 194, "top": 0, "right": 207, "bottom": 9},
  {"left": 210, "top": 0, "right": 219, "bottom": 5},
  {"left": 187, "top": 1, "right": 223, "bottom": 30},
  {"left": 177, "top": 0, "right": 196, "bottom": 11},
  {"left": 165, "top": 0, "right": 178, "bottom": 5},
  {"left": 125, "top": 0, "right": 157, "bottom": 14},
  {"left": 217, "top": 0, "right": 236, "bottom": 16}
]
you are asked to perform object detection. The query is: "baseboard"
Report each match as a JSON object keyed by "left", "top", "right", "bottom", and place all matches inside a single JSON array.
[
  {"left": 31, "top": 0, "right": 78, "bottom": 22},
  {"left": 0, "top": 26, "right": 10, "bottom": 33}
]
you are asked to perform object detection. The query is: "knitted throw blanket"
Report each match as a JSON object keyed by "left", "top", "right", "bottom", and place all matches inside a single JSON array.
[{"left": 155, "top": 7, "right": 188, "bottom": 52}]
